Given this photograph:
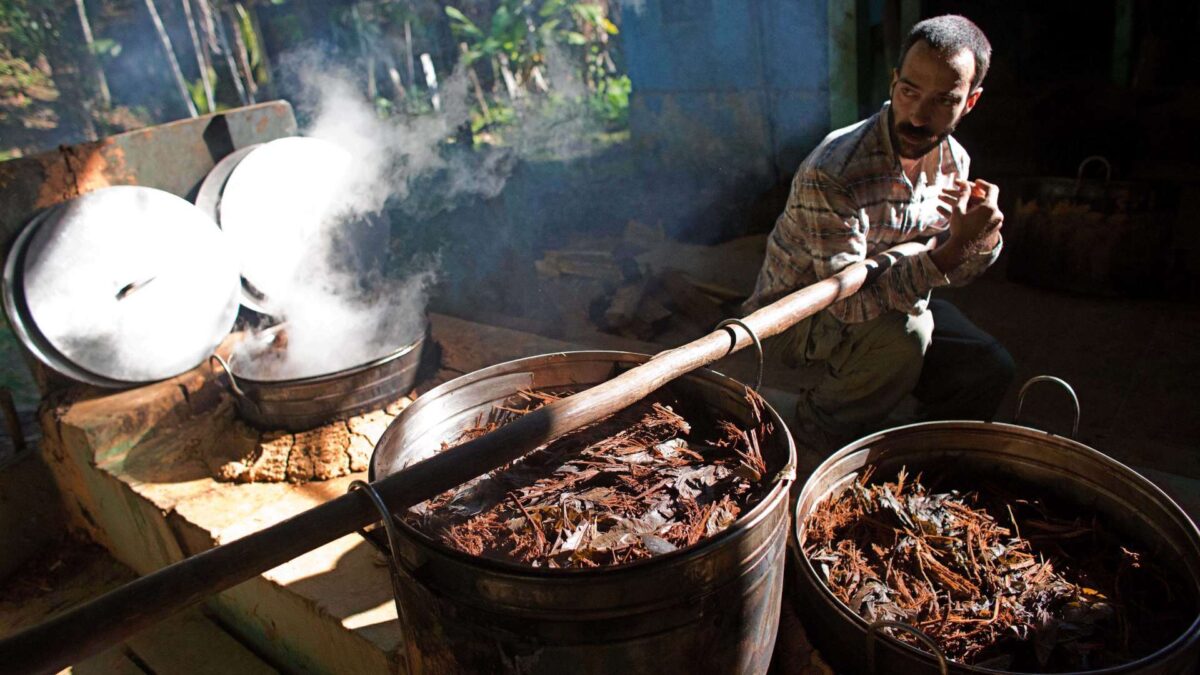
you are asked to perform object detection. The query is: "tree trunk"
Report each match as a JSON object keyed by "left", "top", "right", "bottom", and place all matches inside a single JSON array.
[
  {"left": 143, "top": 0, "right": 198, "bottom": 117},
  {"left": 215, "top": 9, "right": 248, "bottom": 106},
  {"left": 404, "top": 20, "right": 416, "bottom": 91},
  {"left": 180, "top": 0, "right": 214, "bottom": 112},
  {"left": 73, "top": 0, "right": 111, "bottom": 109},
  {"left": 227, "top": 6, "right": 258, "bottom": 103}
]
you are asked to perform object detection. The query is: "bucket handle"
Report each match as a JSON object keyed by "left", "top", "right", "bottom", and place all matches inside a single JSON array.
[
  {"left": 716, "top": 318, "right": 763, "bottom": 392},
  {"left": 1014, "top": 375, "right": 1080, "bottom": 439},
  {"left": 208, "top": 353, "right": 246, "bottom": 399},
  {"left": 866, "top": 620, "right": 949, "bottom": 675},
  {"left": 1073, "top": 155, "right": 1111, "bottom": 198},
  {"left": 348, "top": 480, "right": 417, "bottom": 675}
]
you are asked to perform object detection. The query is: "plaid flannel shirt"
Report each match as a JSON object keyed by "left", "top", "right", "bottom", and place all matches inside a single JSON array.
[{"left": 745, "top": 102, "right": 1000, "bottom": 322}]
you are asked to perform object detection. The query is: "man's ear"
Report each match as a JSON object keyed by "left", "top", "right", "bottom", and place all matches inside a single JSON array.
[{"left": 963, "top": 87, "right": 983, "bottom": 115}]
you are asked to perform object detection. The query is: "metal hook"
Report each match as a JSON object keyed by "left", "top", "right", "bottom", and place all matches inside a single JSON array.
[
  {"left": 867, "top": 620, "right": 949, "bottom": 675},
  {"left": 715, "top": 318, "right": 763, "bottom": 392},
  {"left": 1014, "top": 375, "right": 1081, "bottom": 439},
  {"left": 348, "top": 480, "right": 417, "bottom": 675},
  {"left": 208, "top": 353, "right": 247, "bottom": 399},
  {"left": 1073, "top": 155, "right": 1112, "bottom": 200}
]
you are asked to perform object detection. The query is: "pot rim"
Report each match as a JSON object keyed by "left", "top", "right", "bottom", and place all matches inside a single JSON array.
[
  {"left": 227, "top": 319, "right": 428, "bottom": 387},
  {"left": 791, "top": 419, "right": 1200, "bottom": 675},
  {"left": 370, "top": 349, "right": 797, "bottom": 579}
]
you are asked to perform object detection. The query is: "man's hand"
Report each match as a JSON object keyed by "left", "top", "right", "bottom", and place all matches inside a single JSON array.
[{"left": 929, "top": 178, "right": 1004, "bottom": 273}]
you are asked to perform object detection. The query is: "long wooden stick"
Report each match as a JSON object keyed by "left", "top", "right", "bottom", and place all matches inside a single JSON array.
[{"left": 0, "top": 241, "right": 929, "bottom": 674}]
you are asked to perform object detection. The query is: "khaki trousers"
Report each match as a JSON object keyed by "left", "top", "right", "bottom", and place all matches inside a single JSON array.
[{"left": 768, "top": 299, "right": 1014, "bottom": 455}]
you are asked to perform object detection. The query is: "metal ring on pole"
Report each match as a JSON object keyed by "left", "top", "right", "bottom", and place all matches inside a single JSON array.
[
  {"left": 866, "top": 620, "right": 949, "bottom": 675},
  {"left": 716, "top": 318, "right": 762, "bottom": 392},
  {"left": 348, "top": 480, "right": 416, "bottom": 675},
  {"left": 1014, "top": 375, "right": 1081, "bottom": 439}
]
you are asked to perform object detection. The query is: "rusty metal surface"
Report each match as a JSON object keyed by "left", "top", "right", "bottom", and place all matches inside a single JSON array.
[
  {"left": 0, "top": 101, "right": 297, "bottom": 259},
  {"left": 368, "top": 351, "right": 796, "bottom": 674},
  {"left": 790, "top": 421, "right": 1200, "bottom": 675},
  {"left": 220, "top": 321, "right": 431, "bottom": 432}
]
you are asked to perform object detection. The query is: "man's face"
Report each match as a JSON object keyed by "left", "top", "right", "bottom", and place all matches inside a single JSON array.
[{"left": 889, "top": 40, "right": 982, "bottom": 160}]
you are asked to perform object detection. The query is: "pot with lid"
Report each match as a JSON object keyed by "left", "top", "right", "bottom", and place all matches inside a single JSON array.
[{"left": 2, "top": 186, "right": 241, "bottom": 387}]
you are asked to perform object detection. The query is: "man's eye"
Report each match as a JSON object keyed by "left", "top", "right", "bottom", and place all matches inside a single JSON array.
[
  {"left": 940, "top": 97, "right": 958, "bottom": 106},
  {"left": 901, "top": 88, "right": 917, "bottom": 98}
]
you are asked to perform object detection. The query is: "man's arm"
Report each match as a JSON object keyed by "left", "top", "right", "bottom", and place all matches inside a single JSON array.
[{"left": 795, "top": 171, "right": 952, "bottom": 323}]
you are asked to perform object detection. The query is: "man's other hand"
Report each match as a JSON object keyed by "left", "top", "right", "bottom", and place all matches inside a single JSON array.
[{"left": 930, "top": 178, "right": 1003, "bottom": 272}]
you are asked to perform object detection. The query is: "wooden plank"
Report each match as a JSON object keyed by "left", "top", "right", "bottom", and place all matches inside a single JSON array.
[
  {"left": 125, "top": 608, "right": 277, "bottom": 675},
  {"left": 66, "top": 646, "right": 146, "bottom": 675}
]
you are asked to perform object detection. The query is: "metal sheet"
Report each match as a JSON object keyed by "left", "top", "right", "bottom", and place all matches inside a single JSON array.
[{"left": 19, "top": 186, "right": 240, "bottom": 384}]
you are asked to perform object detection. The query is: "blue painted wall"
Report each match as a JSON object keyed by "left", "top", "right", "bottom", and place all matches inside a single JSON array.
[{"left": 622, "top": 0, "right": 831, "bottom": 227}]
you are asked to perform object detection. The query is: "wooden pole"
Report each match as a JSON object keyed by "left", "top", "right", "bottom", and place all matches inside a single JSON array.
[{"left": 0, "top": 241, "right": 929, "bottom": 674}]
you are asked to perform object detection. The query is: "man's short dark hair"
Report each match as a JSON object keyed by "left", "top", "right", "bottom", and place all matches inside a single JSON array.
[{"left": 899, "top": 15, "right": 992, "bottom": 90}]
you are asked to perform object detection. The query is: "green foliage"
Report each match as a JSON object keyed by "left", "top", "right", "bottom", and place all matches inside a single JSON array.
[
  {"left": 186, "top": 66, "right": 217, "bottom": 114},
  {"left": 90, "top": 38, "right": 121, "bottom": 59},
  {"left": 0, "top": 0, "right": 54, "bottom": 60},
  {"left": 445, "top": 0, "right": 629, "bottom": 140},
  {"left": 590, "top": 73, "right": 629, "bottom": 128}
]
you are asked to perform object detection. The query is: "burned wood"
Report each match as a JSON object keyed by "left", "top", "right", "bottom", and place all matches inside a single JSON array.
[
  {"left": 803, "top": 468, "right": 1192, "bottom": 671},
  {"left": 408, "top": 388, "right": 774, "bottom": 568}
]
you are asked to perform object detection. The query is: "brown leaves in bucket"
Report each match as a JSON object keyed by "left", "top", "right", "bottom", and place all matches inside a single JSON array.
[
  {"left": 803, "top": 468, "right": 1193, "bottom": 671},
  {"left": 407, "top": 387, "right": 775, "bottom": 568}
]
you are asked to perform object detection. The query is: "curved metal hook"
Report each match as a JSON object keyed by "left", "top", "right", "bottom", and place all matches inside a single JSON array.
[
  {"left": 1015, "top": 375, "right": 1081, "bottom": 439},
  {"left": 716, "top": 318, "right": 762, "bottom": 392},
  {"left": 866, "top": 620, "right": 949, "bottom": 675},
  {"left": 348, "top": 480, "right": 416, "bottom": 675},
  {"left": 208, "top": 353, "right": 247, "bottom": 400}
]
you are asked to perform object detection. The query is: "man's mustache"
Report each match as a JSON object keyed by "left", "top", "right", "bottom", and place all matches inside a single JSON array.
[{"left": 896, "top": 123, "right": 934, "bottom": 139}]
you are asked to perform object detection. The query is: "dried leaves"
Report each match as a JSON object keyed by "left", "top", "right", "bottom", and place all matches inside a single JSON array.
[
  {"left": 803, "top": 467, "right": 1192, "bottom": 671},
  {"left": 407, "top": 388, "right": 774, "bottom": 568}
]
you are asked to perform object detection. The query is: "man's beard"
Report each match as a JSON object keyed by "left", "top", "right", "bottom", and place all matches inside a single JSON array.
[{"left": 893, "top": 120, "right": 955, "bottom": 159}]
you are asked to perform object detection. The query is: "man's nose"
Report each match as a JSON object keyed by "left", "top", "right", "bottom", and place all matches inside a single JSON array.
[{"left": 909, "top": 100, "right": 932, "bottom": 128}]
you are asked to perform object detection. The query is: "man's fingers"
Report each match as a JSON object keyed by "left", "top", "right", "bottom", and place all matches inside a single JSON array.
[{"left": 971, "top": 179, "right": 1000, "bottom": 208}]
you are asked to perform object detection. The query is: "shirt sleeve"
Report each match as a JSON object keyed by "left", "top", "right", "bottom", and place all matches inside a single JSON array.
[{"left": 796, "top": 170, "right": 949, "bottom": 323}]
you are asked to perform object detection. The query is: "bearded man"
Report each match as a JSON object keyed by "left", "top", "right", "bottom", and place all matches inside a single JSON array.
[{"left": 746, "top": 15, "right": 1015, "bottom": 453}]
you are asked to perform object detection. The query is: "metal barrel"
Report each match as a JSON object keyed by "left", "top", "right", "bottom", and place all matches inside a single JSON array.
[
  {"left": 220, "top": 321, "right": 430, "bottom": 432},
  {"left": 790, "top": 420, "right": 1200, "bottom": 674},
  {"left": 368, "top": 351, "right": 796, "bottom": 674}
]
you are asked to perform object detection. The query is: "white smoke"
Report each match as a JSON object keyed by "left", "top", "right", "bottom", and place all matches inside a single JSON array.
[{"left": 231, "top": 45, "right": 613, "bottom": 380}]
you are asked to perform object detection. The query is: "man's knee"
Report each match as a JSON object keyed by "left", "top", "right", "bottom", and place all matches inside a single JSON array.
[{"left": 984, "top": 340, "right": 1017, "bottom": 392}]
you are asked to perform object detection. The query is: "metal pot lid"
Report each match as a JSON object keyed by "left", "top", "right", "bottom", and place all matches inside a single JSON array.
[
  {"left": 217, "top": 136, "right": 355, "bottom": 306},
  {"left": 19, "top": 186, "right": 241, "bottom": 383},
  {"left": 193, "top": 143, "right": 270, "bottom": 314}
]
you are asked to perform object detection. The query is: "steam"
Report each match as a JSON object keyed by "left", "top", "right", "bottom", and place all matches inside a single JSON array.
[{"left": 231, "top": 45, "right": 612, "bottom": 380}]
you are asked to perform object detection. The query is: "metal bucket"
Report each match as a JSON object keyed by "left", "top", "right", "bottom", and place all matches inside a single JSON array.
[
  {"left": 790, "top": 414, "right": 1200, "bottom": 674},
  {"left": 211, "top": 320, "right": 430, "bottom": 432},
  {"left": 366, "top": 351, "right": 796, "bottom": 674},
  {"left": 1005, "top": 156, "right": 1179, "bottom": 297}
]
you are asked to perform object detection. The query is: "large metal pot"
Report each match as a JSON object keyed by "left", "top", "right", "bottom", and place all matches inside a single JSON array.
[
  {"left": 212, "top": 320, "right": 430, "bottom": 432},
  {"left": 367, "top": 351, "right": 796, "bottom": 674},
  {"left": 790, "top": 416, "right": 1200, "bottom": 674}
]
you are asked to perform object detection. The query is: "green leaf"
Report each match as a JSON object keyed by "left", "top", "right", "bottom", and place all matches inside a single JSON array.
[
  {"left": 562, "top": 31, "right": 586, "bottom": 45},
  {"left": 444, "top": 6, "right": 483, "bottom": 38},
  {"left": 234, "top": 4, "right": 260, "bottom": 70}
]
